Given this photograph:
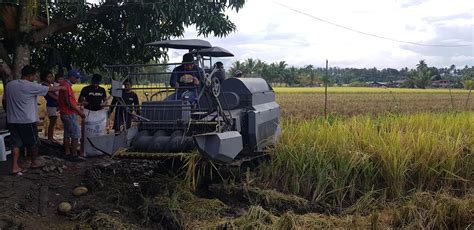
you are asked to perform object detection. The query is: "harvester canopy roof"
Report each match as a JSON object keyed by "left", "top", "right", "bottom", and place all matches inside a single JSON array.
[
  {"left": 196, "top": 46, "right": 234, "bottom": 57},
  {"left": 146, "top": 39, "right": 212, "bottom": 50}
]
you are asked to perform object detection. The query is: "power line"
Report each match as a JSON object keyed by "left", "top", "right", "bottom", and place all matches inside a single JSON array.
[{"left": 274, "top": 1, "right": 472, "bottom": 48}]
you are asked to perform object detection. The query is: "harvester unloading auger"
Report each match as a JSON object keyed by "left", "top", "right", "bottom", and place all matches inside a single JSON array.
[{"left": 88, "top": 39, "right": 280, "bottom": 163}]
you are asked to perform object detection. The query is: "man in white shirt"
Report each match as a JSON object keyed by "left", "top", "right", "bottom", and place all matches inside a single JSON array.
[{"left": 5, "top": 65, "right": 64, "bottom": 175}]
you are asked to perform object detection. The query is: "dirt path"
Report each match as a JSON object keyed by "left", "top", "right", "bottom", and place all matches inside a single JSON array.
[{"left": 0, "top": 142, "right": 117, "bottom": 229}]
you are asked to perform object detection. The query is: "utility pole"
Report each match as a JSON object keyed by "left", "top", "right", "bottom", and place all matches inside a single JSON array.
[{"left": 324, "top": 59, "right": 328, "bottom": 119}]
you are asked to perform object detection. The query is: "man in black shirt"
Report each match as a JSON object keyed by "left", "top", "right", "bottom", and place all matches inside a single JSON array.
[
  {"left": 109, "top": 80, "right": 140, "bottom": 132},
  {"left": 79, "top": 74, "right": 107, "bottom": 111},
  {"left": 213, "top": 61, "right": 226, "bottom": 83}
]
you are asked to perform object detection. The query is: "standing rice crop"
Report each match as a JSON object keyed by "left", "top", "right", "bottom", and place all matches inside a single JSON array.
[{"left": 259, "top": 112, "right": 474, "bottom": 208}]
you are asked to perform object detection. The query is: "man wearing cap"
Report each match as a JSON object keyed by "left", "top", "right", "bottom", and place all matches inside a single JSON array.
[
  {"left": 234, "top": 70, "right": 243, "bottom": 78},
  {"left": 170, "top": 53, "right": 204, "bottom": 100},
  {"left": 78, "top": 74, "right": 107, "bottom": 111},
  {"left": 58, "top": 70, "right": 86, "bottom": 161},
  {"left": 213, "top": 61, "right": 226, "bottom": 83},
  {"left": 5, "top": 65, "right": 65, "bottom": 175}
]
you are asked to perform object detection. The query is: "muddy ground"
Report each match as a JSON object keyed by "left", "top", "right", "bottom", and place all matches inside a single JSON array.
[
  {"left": 0, "top": 141, "right": 363, "bottom": 229},
  {"left": 0, "top": 141, "right": 472, "bottom": 230}
]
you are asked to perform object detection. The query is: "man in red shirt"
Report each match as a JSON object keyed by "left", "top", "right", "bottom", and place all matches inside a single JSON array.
[{"left": 59, "top": 70, "right": 85, "bottom": 161}]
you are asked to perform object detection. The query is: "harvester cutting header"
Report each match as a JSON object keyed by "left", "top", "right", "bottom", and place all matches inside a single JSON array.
[{"left": 88, "top": 39, "right": 281, "bottom": 163}]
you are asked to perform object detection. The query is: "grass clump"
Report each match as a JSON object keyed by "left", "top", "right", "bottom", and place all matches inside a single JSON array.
[
  {"left": 209, "top": 183, "right": 313, "bottom": 214},
  {"left": 391, "top": 192, "right": 474, "bottom": 229},
  {"left": 214, "top": 206, "right": 277, "bottom": 229},
  {"left": 206, "top": 206, "right": 381, "bottom": 229}
]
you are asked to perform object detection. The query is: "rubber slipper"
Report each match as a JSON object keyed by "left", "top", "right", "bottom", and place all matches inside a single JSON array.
[{"left": 10, "top": 169, "right": 27, "bottom": 176}]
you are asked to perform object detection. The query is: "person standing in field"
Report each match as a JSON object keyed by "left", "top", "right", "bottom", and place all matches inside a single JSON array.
[
  {"left": 78, "top": 74, "right": 107, "bottom": 112},
  {"left": 58, "top": 70, "right": 86, "bottom": 161},
  {"left": 40, "top": 70, "right": 60, "bottom": 143},
  {"left": 5, "top": 65, "right": 65, "bottom": 175},
  {"left": 109, "top": 79, "right": 140, "bottom": 133}
]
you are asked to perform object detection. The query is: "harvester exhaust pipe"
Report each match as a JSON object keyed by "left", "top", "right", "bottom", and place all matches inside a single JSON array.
[{"left": 193, "top": 131, "right": 243, "bottom": 163}]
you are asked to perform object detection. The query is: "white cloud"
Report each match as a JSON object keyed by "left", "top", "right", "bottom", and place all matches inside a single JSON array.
[{"left": 170, "top": 0, "right": 474, "bottom": 69}]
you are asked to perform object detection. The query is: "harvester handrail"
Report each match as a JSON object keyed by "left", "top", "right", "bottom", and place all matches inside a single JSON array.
[
  {"left": 103, "top": 62, "right": 195, "bottom": 68},
  {"left": 106, "top": 104, "right": 213, "bottom": 112},
  {"left": 139, "top": 121, "right": 219, "bottom": 125},
  {"left": 128, "top": 70, "right": 202, "bottom": 75},
  {"left": 114, "top": 86, "right": 197, "bottom": 90}
]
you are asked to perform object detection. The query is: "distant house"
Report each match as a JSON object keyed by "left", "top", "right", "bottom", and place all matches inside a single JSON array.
[
  {"left": 366, "top": 81, "right": 387, "bottom": 88},
  {"left": 431, "top": 80, "right": 452, "bottom": 88},
  {"left": 390, "top": 80, "right": 406, "bottom": 88},
  {"left": 311, "top": 80, "right": 323, "bottom": 87}
]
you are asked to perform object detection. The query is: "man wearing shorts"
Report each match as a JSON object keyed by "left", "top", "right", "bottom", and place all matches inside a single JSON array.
[
  {"left": 5, "top": 65, "right": 65, "bottom": 175},
  {"left": 58, "top": 70, "right": 85, "bottom": 161}
]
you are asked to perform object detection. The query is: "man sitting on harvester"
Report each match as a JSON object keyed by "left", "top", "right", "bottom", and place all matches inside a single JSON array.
[{"left": 170, "top": 53, "right": 204, "bottom": 101}]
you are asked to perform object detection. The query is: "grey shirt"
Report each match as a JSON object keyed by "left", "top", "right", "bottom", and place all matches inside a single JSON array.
[{"left": 5, "top": 79, "right": 49, "bottom": 124}]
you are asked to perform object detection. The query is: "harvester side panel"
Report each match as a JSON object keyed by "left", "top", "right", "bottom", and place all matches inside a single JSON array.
[{"left": 247, "top": 102, "right": 280, "bottom": 152}]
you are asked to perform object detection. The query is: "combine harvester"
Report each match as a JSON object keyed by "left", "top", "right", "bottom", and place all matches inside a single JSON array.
[{"left": 88, "top": 39, "right": 280, "bottom": 165}]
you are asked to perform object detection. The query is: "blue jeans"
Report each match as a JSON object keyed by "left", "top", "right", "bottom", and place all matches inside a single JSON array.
[{"left": 61, "top": 114, "right": 81, "bottom": 139}]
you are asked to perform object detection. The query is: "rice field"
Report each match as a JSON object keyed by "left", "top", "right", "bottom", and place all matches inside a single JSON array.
[
  {"left": 273, "top": 86, "right": 471, "bottom": 94},
  {"left": 260, "top": 113, "right": 473, "bottom": 204},
  {"left": 277, "top": 93, "right": 473, "bottom": 118},
  {"left": 17, "top": 84, "right": 474, "bottom": 228},
  {"left": 255, "top": 88, "right": 473, "bottom": 228}
]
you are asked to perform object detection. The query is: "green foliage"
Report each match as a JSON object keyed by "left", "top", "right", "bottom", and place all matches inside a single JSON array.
[
  {"left": 0, "top": 1, "right": 245, "bottom": 75},
  {"left": 464, "top": 80, "right": 473, "bottom": 90},
  {"left": 405, "top": 60, "right": 432, "bottom": 89},
  {"left": 229, "top": 58, "right": 473, "bottom": 89}
]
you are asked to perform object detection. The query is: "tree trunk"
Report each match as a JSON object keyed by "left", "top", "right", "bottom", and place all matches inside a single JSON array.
[
  {"left": 13, "top": 44, "right": 31, "bottom": 80},
  {"left": 0, "top": 62, "right": 12, "bottom": 86},
  {"left": 9, "top": 0, "right": 34, "bottom": 80}
]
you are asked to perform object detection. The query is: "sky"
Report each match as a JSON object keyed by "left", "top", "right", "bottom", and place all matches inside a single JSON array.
[{"left": 168, "top": 0, "right": 473, "bottom": 69}]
